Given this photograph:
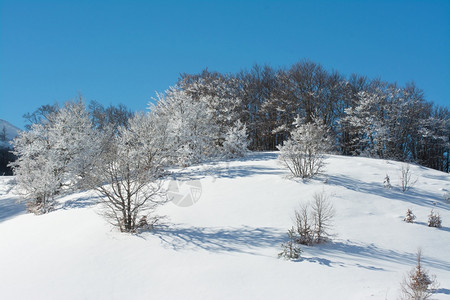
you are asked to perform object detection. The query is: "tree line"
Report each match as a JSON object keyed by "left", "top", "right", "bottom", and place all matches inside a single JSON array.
[{"left": 176, "top": 60, "right": 449, "bottom": 172}]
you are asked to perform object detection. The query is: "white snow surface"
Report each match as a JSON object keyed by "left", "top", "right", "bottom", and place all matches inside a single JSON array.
[{"left": 0, "top": 153, "right": 449, "bottom": 300}]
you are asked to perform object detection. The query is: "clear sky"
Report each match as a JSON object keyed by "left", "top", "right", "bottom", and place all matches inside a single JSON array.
[{"left": 1, "top": 0, "right": 449, "bottom": 129}]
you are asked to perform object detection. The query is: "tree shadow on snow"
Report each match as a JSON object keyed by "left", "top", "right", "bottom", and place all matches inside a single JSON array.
[
  {"left": 414, "top": 221, "right": 450, "bottom": 233},
  {"left": 0, "top": 196, "right": 26, "bottom": 222},
  {"left": 152, "top": 224, "right": 285, "bottom": 255},
  {"left": 326, "top": 174, "right": 449, "bottom": 210},
  {"left": 60, "top": 194, "right": 100, "bottom": 210},
  {"left": 435, "top": 288, "right": 450, "bottom": 295},
  {"left": 170, "top": 164, "right": 285, "bottom": 181},
  {"left": 310, "top": 239, "right": 450, "bottom": 272}
]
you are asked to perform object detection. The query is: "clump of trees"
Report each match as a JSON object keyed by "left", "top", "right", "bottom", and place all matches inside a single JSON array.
[
  {"left": 10, "top": 93, "right": 249, "bottom": 230},
  {"left": 280, "top": 192, "right": 335, "bottom": 260},
  {"left": 10, "top": 100, "right": 99, "bottom": 214}
]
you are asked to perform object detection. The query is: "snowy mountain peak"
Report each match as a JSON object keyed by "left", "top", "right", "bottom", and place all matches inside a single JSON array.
[{"left": 0, "top": 119, "right": 21, "bottom": 149}]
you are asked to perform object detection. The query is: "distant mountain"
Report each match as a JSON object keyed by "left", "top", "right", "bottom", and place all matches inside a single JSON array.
[{"left": 0, "top": 119, "right": 21, "bottom": 149}]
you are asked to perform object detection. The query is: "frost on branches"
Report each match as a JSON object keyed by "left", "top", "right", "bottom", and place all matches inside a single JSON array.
[
  {"left": 222, "top": 120, "right": 249, "bottom": 158},
  {"left": 150, "top": 86, "right": 248, "bottom": 165},
  {"left": 404, "top": 209, "right": 416, "bottom": 223},
  {"left": 427, "top": 210, "right": 442, "bottom": 228},
  {"left": 88, "top": 113, "right": 168, "bottom": 232},
  {"left": 10, "top": 100, "right": 99, "bottom": 214},
  {"left": 277, "top": 117, "right": 331, "bottom": 178}
]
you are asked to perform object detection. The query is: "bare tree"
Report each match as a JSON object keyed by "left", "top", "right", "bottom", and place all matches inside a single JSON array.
[
  {"left": 311, "top": 192, "right": 335, "bottom": 243},
  {"left": 400, "top": 249, "right": 439, "bottom": 300},
  {"left": 293, "top": 191, "right": 335, "bottom": 245},
  {"left": 294, "top": 203, "right": 314, "bottom": 245},
  {"left": 401, "top": 163, "right": 417, "bottom": 192},
  {"left": 89, "top": 113, "right": 169, "bottom": 232}
]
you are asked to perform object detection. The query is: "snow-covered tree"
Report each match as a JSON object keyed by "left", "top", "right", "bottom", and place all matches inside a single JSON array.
[
  {"left": 278, "top": 117, "right": 331, "bottom": 178},
  {"left": 340, "top": 87, "right": 389, "bottom": 157},
  {"left": 10, "top": 100, "right": 98, "bottom": 214},
  {"left": 88, "top": 113, "right": 168, "bottom": 232},
  {"left": 383, "top": 174, "right": 392, "bottom": 189},
  {"left": 151, "top": 87, "right": 220, "bottom": 166},
  {"left": 427, "top": 210, "right": 442, "bottom": 228},
  {"left": 222, "top": 120, "right": 248, "bottom": 158},
  {"left": 404, "top": 209, "right": 416, "bottom": 223}
]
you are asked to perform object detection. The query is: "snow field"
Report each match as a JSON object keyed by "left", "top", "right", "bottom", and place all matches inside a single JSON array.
[{"left": 0, "top": 153, "right": 449, "bottom": 299}]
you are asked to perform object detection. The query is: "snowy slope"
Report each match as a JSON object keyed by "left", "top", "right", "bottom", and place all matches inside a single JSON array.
[
  {"left": 0, "top": 119, "right": 21, "bottom": 149},
  {"left": 0, "top": 153, "right": 449, "bottom": 300}
]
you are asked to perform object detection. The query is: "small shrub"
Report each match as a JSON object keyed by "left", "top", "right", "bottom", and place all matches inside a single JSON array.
[
  {"left": 383, "top": 174, "right": 392, "bottom": 189},
  {"left": 427, "top": 210, "right": 442, "bottom": 228},
  {"left": 404, "top": 209, "right": 416, "bottom": 223},
  {"left": 400, "top": 249, "right": 439, "bottom": 300},
  {"left": 278, "top": 227, "right": 302, "bottom": 260},
  {"left": 444, "top": 191, "right": 450, "bottom": 203}
]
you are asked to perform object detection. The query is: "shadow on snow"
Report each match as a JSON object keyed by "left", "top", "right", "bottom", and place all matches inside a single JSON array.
[
  {"left": 0, "top": 196, "right": 25, "bottom": 223},
  {"left": 152, "top": 224, "right": 285, "bottom": 255},
  {"left": 326, "top": 174, "right": 449, "bottom": 210}
]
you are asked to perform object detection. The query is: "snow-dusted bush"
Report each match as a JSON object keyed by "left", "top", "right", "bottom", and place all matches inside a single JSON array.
[
  {"left": 278, "top": 227, "right": 302, "bottom": 260},
  {"left": 444, "top": 191, "right": 450, "bottom": 203},
  {"left": 10, "top": 100, "right": 99, "bottom": 214},
  {"left": 427, "top": 210, "right": 442, "bottom": 228},
  {"left": 383, "top": 174, "right": 392, "bottom": 189},
  {"left": 404, "top": 209, "right": 416, "bottom": 223},
  {"left": 88, "top": 113, "right": 168, "bottom": 232},
  {"left": 293, "top": 192, "right": 335, "bottom": 245},
  {"left": 278, "top": 117, "right": 331, "bottom": 178},
  {"left": 222, "top": 120, "right": 248, "bottom": 158},
  {"left": 400, "top": 249, "right": 439, "bottom": 300}
]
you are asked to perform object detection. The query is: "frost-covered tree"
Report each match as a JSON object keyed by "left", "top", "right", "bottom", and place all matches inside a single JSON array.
[
  {"left": 340, "top": 87, "right": 389, "bottom": 157},
  {"left": 383, "top": 174, "right": 392, "bottom": 189},
  {"left": 404, "top": 209, "right": 416, "bottom": 223},
  {"left": 222, "top": 120, "right": 249, "bottom": 158},
  {"left": 10, "top": 100, "right": 98, "bottom": 214},
  {"left": 151, "top": 87, "right": 219, "bottom": 166},
  {"left": 88, "top": 113, "right": 168, "bottom": 232},
  {"left": 278, "top": 117, "right": 331, "bottom": 178},
  {"left": 427, "top": 210, "right": 442, "bottom": 228}
]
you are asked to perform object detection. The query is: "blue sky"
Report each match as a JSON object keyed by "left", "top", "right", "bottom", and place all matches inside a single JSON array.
[{"left": 1, "top": 0, "right": 449, "bottom": 129}]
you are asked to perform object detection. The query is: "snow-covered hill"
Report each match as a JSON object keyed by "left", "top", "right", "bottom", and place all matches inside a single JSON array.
[
  {"left": 0, "top": 153, "right": 449, "bottom": 300},
  {"left": 0, "top": 119, "right": 21, "bottom": 149}
]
